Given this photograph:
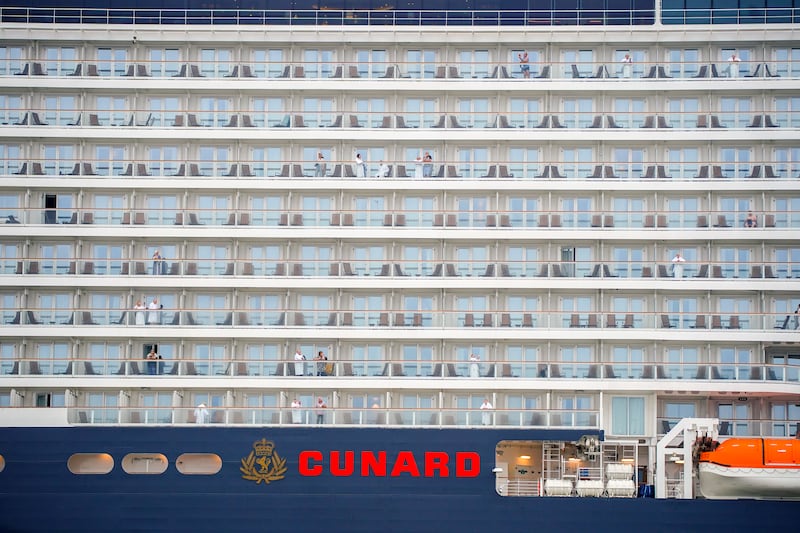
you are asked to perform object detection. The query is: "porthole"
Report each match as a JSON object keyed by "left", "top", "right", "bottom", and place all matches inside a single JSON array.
[
  {"left": 0, "top": 454, "right": 5, "bottom": 472},
  {"left": 175, "top": 453, "right": 222, "bottom": 475},
  {"left": 122, "top": 453, "right": 168, "bottom": 474},
  {"left": 67, "top": 453, "right": 114, "bottom": 474}
]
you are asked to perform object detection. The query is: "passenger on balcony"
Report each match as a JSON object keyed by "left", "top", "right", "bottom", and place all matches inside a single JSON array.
[
  {"left": 620, "top": 53, "right": 633, "bottom": 78},
  {"left": 355, "top": 153, "right": 366, "bottom": 178},
  {"left": 469, "top": 353, "right": 481, "bottom": 378},
  {"left": 794, "top": 304, "right": 800, "bottom": 330},
  {"left": 414, "top": 154, "right": 424, "bottom": 179},
  {"left": 294, "top": 348, "right": 306, "bottom": 376},
  {"left": 146, "top": 348, "right": 159, "bottom": 375},
  {"left": 480, "top": 398, "right": 493, "bottom": 425},
  {"left": 727, "top": 53, "right": 740, "bottom": 77},
  {"left": 152, "top": 249, "right": 164, "bottom": 275},
  {"left": 375, "top": 160, "right": 390, "bottom": 178},
  {"left": 518, "top": 51, "right": 530, "bottom": 78},
  {"left": 744, "top": 212, "right": 758, "bottom": 228},
  {"left": 423, "top": 152, "right": 433, "bottom": 177},
  {"left": 291, "top": 398, "right": 302, "bottom": 424},
  {"left": 314, "top": 152, "right": 326, "bottom": 177},
  {"left": 671, "top": 253, "right": 686, "bottom": 278},
  {"left": 315, "top": 397, "right": 327, "bottom": 424},
  {"left": 194, "top": 403, "right": 209, "bottom": 424},
  {"left": 315, "top": 350, "right": 328, "bottom": 376},
  {"left": 147, "top": 298, "right": 161, "bottom": 324},
  {"left": 134, "top": 300, "right": 146, "bottom": 326}
]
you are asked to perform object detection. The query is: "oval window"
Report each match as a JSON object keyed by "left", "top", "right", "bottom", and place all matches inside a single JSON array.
[
  {"left": 0, "top": 454, "right": 5, "bottom": 472},
  {"left": 67, "top": 453, "right": 114, "bottom": 474},
  {"left": 122, "top": 453, "right": 168, "bottom": 474},
  {"left": 175, "top": 453, "right": 222, "bottom": 475}
]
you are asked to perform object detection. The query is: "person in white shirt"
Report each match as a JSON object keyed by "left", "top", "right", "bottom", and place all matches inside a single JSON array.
[
  {"left": 355, "top": 153, "right": 366, "bottom": 178},
  {"left": 414, "top": 154, "right": 423, "bottom": 179},
  {"left": 291, "top": 398, "right": 302, "bottom": 424},
  {"left": 147, "top": 298, "right": 161, "bottom": 325},
  {"left": 620, "top": 53, "right": 632, "bottom": 78},
  {"left": 134, "top": 300, "right": 146, "bottom": 326},
  {"left": 375, "top": 161, "right": 390, "bottom": 178},
  {"left": 672, "top": 253, "right": 686, "bottom": 278},
  {"left": 727, "top": 53, "right": 740, "bottom": 77},
  {"left": 480, "top": 398, "right": 493, "bottom": 425},
  {"left": 194, "top": 403, "right": 209, "bottom": 424},
  {"left": 469, "top": 353, "right": 481, "bottom": 378},
  {"left": 293, "top": 348, "right": 306, "bottom": 376}
]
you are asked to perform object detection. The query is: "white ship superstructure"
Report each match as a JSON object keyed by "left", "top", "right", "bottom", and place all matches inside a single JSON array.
[{"left": 0, "top": 5, "right": 798, "bottom": 492}]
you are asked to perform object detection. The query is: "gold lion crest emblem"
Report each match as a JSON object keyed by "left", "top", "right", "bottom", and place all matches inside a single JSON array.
[{"left": 240, "top": 438, "right": 288, "bottom": 484}]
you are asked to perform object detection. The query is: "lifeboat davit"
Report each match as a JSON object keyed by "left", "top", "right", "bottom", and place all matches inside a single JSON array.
[{"left": 698, "top": 437, "right": 800, "bottom": 500}]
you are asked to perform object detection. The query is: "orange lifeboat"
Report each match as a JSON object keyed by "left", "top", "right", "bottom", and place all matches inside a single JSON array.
[{"left": 698, "top": 437, "right": 800, "bottom": 500}]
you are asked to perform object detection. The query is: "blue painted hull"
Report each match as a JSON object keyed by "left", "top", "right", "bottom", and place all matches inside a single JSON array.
[{"left": 0, "top": 427, "right": 796, "bottom": 532}]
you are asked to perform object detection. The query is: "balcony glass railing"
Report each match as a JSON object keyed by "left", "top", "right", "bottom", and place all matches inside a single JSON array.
[
  {"left": 6, "top": 256, "right": 800, "bottom": 280},
  {"left": 6, "top": 255, "right": 800, "bottom": 281},
  {"left": 5, "top": 357, "right": 798, "bottom": 384},
  {"left": 1, "top": 6, "right": 798, "bottom": 27},
  {"left": 54, "top": 405, "right": 603, "bottom": 428},
  {"left": 658, "top": 417, "right": 799, "bottom": 438},
  {"left": 4, "top": 108, "right": 799, "bottom": 132},
  {"left": 0, "top": 7, "right": 662, "bottom": 27},
  {"left": 3, "top": 157, "right": 798, "bottom": 181},
  {"left": 62, "top": 408, "right": 800, "bottom": 433},
  {"left": 5, "top": 306, "right": 800, "bottom": 333},
  {"left": 3, "top": 55, "right": 800, "bottom": 79},
  {"left": 4, "top": 207, "right": 800, "bottom": 230}
]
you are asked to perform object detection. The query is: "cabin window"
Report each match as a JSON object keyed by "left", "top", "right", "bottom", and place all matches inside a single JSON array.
[
  {"left": 35, "top": 392, "right": 65, "bottom": 407},
  {"left": 0, "top": 454, "right": 5, "bottom": 472},
  {"left": 611, "top": 396, "right": 645, "bottom": 435},
  {"left": 67, "top": 453, "right": 114, "bottom": 474},
  {"left": 175, "top": 453, "right": 222, "bottom": 475},
  {"left": 121, "top": 453, "right": 168, "bottom": 474}
]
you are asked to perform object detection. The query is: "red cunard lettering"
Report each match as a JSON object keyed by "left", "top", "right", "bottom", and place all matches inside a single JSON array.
[
  {"left": 297, "top": 450, "right": 481, "bottom": 477},
  {"left": 330, "top": 450, "right": 355, "bottom": 476},
  {"left": 424, "top": 451, "right": 449, "bottom": 477},
  {"left": 361, "top": 451, "right": 387, "bottom": 476},
  {"left": 298, "top": 450, "right": 323, "bottom": 476},
  {"left": 390, "top": 451, "right": 420, "bottom": 477},
  {"left": 455, "top": 452, "right": 480, "bottom": 477}
]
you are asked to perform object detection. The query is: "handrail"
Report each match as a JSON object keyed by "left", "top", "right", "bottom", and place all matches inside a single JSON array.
[
  {"left": 3, "top": 207, "right": 799, "bottom": 227},
  {"left": 5, "top": 306, "right": 800, "bottom": 332},
  {"left": 0, "top": 7, "right": 657, "bottom": 27},
  {"left": 61, "top": 405, "right": 599, "bottom": 428},
  {"left": 2, "top": 59, "right": 795, "bottom": 80},
  {"left": 4, "top": 357, "right": 798, "bottom": 383},
  {"left": 61, "top": 408, "right": 799, "bottom": 432},
  {"left": 0, "top": 7, "right": 797, "bottom": 27},
  {"left": 2, "top": 160, "right": 799, "bottom": 180},
  {"left": 2, "top": 109, "right": 797, "bottom": 129}
]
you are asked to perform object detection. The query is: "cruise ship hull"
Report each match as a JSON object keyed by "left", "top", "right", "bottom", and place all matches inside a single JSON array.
[
  {"left": 0, "top": 427, "right": 797, "bottom": 532},
  {"left": 2, "top": 0, "right": 799, "bottom": 530}
]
